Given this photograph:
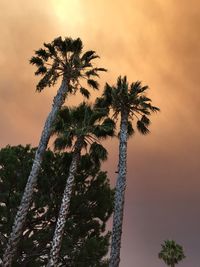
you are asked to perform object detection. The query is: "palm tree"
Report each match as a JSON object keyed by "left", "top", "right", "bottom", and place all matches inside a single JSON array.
[
  {"left": 47, "top": 102, "right": 115, "bottom": 266},
  {"left": 95, "top": 76, "right": 159, "bottom": 267},
  {"left": 159, "top": 240, "right": 186, "bottom": 267},
  {"left": 3, "top": 37, "right": 106, "bottom": 266}
]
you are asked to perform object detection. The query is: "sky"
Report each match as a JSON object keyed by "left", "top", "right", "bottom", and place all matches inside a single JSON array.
[{"left": 0, "top": 0, "right": 200, "bottom": 266}]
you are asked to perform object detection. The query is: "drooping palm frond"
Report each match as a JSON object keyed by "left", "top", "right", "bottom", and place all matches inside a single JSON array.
[
  {"left": 92, "top": 118, "right": 115, "bottom": 138},
  {"left": 127, "top": 120, "right": 135, "bottom": 137},
  {"left": 89, "top": 142, "right": 108, "bottom": 163},
  {"left": 136, "top": 120, "right": 150, "bottom": 135},
  {"left": 54, "top": 135, "right": 73, "bottom": 151},
  {"left": 87, "top": 79, "right": 99, "bottom": 90}
]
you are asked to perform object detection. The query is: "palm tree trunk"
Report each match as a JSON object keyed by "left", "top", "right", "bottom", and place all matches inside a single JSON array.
[
  {"left": 2, "top": 78, "right": 69, "bottom": 267},
  {"left": 109, "top": 110, "right": 128, "bottom": 267},
  {"left": 47, "top": 137, "right": 83, "bottom": 267}
]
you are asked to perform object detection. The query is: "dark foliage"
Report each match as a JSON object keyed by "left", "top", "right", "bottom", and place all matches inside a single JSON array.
[{"left": 0, "top": 145, "right": 114, "bottom": 266}]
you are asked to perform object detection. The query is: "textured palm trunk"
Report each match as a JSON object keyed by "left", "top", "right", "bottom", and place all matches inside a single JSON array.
[
  {"left": 47, "top": 137, "right": 83, "bottom": 267},
  {"left": 2, "top": 78, "right": 69, "bottom": 267},
  {"left": 109, "top": 110, "right": 128, "bottom": 267}
]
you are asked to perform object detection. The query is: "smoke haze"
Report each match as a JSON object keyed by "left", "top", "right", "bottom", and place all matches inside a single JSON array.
[{"left": 0, "top": 1, "right": 200, "bottom": 266}]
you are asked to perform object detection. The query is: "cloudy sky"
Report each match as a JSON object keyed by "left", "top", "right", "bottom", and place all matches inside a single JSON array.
[{"left": 1, "top": 1, "right": 200, "bottom": 266}]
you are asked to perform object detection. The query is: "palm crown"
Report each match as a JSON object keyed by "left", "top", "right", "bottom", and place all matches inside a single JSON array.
[
  {"left": 159, "top": 240, "right": 186, "bottom": 267},
  {"left": 52, "top": 102, "right": 115, "bottom": 162},
  {"left": 96, "top": 75, "right": 160, "bottom": 135},
  {"left": 30, "top": 36, "right": 106, "bottom": 96}
]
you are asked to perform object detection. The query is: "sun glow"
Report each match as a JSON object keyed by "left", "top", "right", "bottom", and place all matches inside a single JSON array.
[{"left": 50, "top": 0, "right": 84, "bottom": 26}]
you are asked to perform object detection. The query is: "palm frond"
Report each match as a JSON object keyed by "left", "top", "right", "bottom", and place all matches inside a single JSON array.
[
  {"left": 35, "top": 49, "right": 49, "bottom": 61},
  {"left": 87, "top": 79, "right": 99, "bottom": 90},
  {"left": 54, "top": 135, "right": 73, "bottom": 151},
  {"left": 80, "top": 87, "right": 90, "bottom": 99},
  {"left": 52, "top": 107, "right": 71, "bottom": 134},
  {"left": 43, "top": 42, "right": 56, "bottom": 56},
  {"left": 94, "top": 97, "right": 109, "bottom": 109},
  {"left": 137, "top": 120, "right": 150, "bottom": 135},
  {"left": 141, "top": 115, "right": 151, "bottom": 126},
  {"left": 130, "top": 81, "right": 148, "bottom": 94},
  {"left": 30, "top": 57, "right": 44, "bottom": 67},
  {"left": 63, "top": 37, "right": 74, "bottom": 52},
  {"left": 127, "top": 120, "right": 135, "bottom": 137},
  {"left": 149, "top": 105, "right": 160, "bottom": 113},
  {"left": 92, "top": 118, "right": 115, "bottom": 138},
  {"left": 96, "top": 68, "right": 107, "bottom": 72},
  {"left": 71, "top": 38, "right": 83, "bottom": 54},
  {"left": 102, "top": 83, "right": 113, "bottom": 105},
  {"left": 89, "top": 142, "right": 108, "bottom": 162},
  {"left": 34, "top": 66, "right": 47, "bottom": 76},
  {"left": 138, "top": 95, "right": 152, "bottom": 103},
  {"left": 36, "top": 68, "right": 59, "bottom": 92},
  {"left": 81, "top": 50, "right": 98, "bottom": 61},
  {"left": 85, "top": 69, "right": 100, "bottom": 78},
  {"left": 52, "top": 36, "right": 63, "bottom": 48}
]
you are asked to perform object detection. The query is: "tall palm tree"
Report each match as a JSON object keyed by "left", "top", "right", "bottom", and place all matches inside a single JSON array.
[
  {"left": 95, "top": 76, "right": 159, "bottom": 267},
  {"left": 3, "top": 37, "right": 106, "bottom": 267},
  {"left": 158, "top": 240, "right": 186, "bottom": 267},
  {"left": 47, "top": 102, "right": 115, "bottom": 266}
]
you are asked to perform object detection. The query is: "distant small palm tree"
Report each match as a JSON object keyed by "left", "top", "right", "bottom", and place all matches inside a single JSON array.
[
  {"left": 3, "top": 36, "right": 106, "bottom": 267},
  {"left": 47, "top": 102, "right": 115, "bottom": 266},
  {"left": 96, "top": 76, "right": 159, "bottom": 267},
  {"left": 159, "top": 240, "right": 186, "bottom": 267}
]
